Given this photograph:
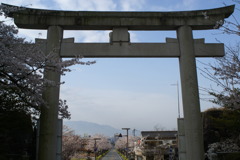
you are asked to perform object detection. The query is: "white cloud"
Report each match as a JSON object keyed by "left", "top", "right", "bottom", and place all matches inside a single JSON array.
[
  {"left": 52, "top": 0, "right": 116, "bottom": 11},
  {"left": 1, "top": 0, "right": 117, "bottom": 11},
  {"left": 1, "top": 0, "right": 142, "bottom": 42},
  {"left": 1, "top": 0, "right": 27, "bottom": 6},
  {"left": 182, "top": 0, "right": 196, "bottom": 9},
  {"left": 149, "top": 0, "right": 198, "bottom": 11},
  {"left": 17, "top": 29, "right": 47, "bottom": 42},
  {"left": 63, "top": 30, "right": 110, "bottom": 42},
  {"left": 174, "top": 0, "right": 199, "bottom": 10},
  {"left": 17, "top": 28, "right": 110, "bottom": 43},
  {"left": 1, "top": 0, "right": 51, "bottom": 9},
  {"left": 119, "top": 0, "right": 146, "bottom": 11}
]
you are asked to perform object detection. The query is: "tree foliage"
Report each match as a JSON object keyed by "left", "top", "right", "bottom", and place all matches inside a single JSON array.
[
  {"left": 202, "top": 44, "right": 240, "bottom": 109},
  {"left": 220, "top": 0, "right": 240, "bottom": 36},
  {"left": 62, "top": 126, "right": 111, "bottom": 160},
  {"left": 85, "top": 134, "right": 112, "bottom": 152},
  {"left": 201, "top": 0, "right": 240, "bottom": 110},
  {"left": 203, "top": 108, "right": 240, "bottom": 158},
  {"left": 115, "top": 136, "right": 138, "bottom": 150},
  {"left": 0, "top": 22, "right": 44, "bottom": 116},
  {"left": 62, "top": 126, "right": 87, "bottom": 160},
  {"left": 0, "top": 111, "right": 35, "bottom": 159},
  {"left": 0, "top": 8, "right": 95, "bottom": 119}
]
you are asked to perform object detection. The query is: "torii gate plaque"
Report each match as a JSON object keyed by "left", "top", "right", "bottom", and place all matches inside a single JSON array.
[{"left": 4, "top": 3, "right": 234, "bottom": 160}]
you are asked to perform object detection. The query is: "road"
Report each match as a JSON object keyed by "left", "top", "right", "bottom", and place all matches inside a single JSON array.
[{"left": 101, "top": 149, "right": 122, "bottom": 160}]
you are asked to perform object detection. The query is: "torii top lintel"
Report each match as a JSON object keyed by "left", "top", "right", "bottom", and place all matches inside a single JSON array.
[{"left": 2, "top": 3, "right": 234, "bottom": 30}]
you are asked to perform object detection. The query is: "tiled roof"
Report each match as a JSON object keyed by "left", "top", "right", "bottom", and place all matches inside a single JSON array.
[{"left": 141, "top": 131, "right": 177, "bottom": 139}]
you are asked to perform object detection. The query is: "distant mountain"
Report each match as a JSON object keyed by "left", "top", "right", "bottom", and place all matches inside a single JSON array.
[{"left": 63, "top": 120, "right": 122, "bottom": 137}]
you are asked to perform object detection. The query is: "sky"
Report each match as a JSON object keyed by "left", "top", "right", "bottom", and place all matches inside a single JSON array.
[{"left": 1, "top": 0, "right": 239, "bottom": 133}]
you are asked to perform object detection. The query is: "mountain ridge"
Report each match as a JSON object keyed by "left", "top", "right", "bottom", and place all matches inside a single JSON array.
[{"left": 63, "top": 120, "right": 122, "bottom": 137}]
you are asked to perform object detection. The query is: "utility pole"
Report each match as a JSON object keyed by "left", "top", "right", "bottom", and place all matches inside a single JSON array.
[
  {"left": 93, "top": 138, "right": 101, "bottom": 160},
  {"left": 122, "top": 128, "right": 130, "bottom": 158},
  {"left": 132, "top": 129, "right": 136, "bottom": 137}
]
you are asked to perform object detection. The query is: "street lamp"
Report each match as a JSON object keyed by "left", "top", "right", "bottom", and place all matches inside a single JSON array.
[
  {"left": 93, "top": 138, "right": 101, "bottom": 160},
  {"left": 171, "top": 81, "right": 181, "bottom": 118},
  {"left": 122, "top": 128, "right": 130, "bottom": 158}
]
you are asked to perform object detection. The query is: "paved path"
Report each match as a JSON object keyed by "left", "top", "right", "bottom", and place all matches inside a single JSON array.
[{"left": 101, "top": 149, "right": 122, "bottom": 160}]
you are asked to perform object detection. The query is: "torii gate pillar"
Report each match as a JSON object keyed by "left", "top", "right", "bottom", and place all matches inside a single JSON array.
[
  {"left": 38, "top": 26, "right": 63, "bottom": 160},
  {"left": 178, "top": 25, "right": 204, "bottom": 159}
]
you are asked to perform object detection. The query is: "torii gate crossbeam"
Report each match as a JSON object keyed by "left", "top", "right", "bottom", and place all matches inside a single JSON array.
[
  {"left": 36, "top": 37, "right": 224, "bottom": 58},
  {"left": 3, "top": 3, "right": 234, "bottom": 160}
]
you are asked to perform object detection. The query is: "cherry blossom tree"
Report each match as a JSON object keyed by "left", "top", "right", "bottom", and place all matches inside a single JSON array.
[
  {"left": 207, "top": 139, "right": 240, "bottom": 160},
  {"left": 115, "top": 137, "right": 126, "bottom": 150},
  {"left": 219, "top": 0, "right": 240, "bottom": 36},
  {"left": 62, "top": 126, "right": 88, "bottom": 160},
  {"left": 85, "top": 134, "right": 112, "bottom": 152},
  {"left": 201, "top": 2, "right": 240, "bottom": 157},
  {"left": 201, "top": 44, "right": 240, "bottom": 110},
  {"left": 0, "top": 8, "right": 95, "bottom": 119},
  {"left": 201, "top": 0, "right": 240, "bottom": 110},
  {"left": 0, "top": 21, "right": 43, "bottom": 115},
  {"left": 115, "top": 136, "right": 138, "bottom": 150},
  {"left": 0, "top": 5, "right": 97, "bottom": 160}
]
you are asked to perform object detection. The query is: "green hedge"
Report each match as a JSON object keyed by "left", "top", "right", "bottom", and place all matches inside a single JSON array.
[{"left": 217, "top": 153, "right": 240, "bottom": 160}]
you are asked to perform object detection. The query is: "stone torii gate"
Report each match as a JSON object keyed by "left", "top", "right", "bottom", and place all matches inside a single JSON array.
[{"left": 4, "top": 3, "right": 234, "bottom": 160}]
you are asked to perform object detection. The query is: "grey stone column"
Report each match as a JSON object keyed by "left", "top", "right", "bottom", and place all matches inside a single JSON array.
[
  {"left": 38, "top": 26, "right": 63, "bottom": 160},
  {"left": 177, "top": 25, "right": 204, "bottom": 160}
]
